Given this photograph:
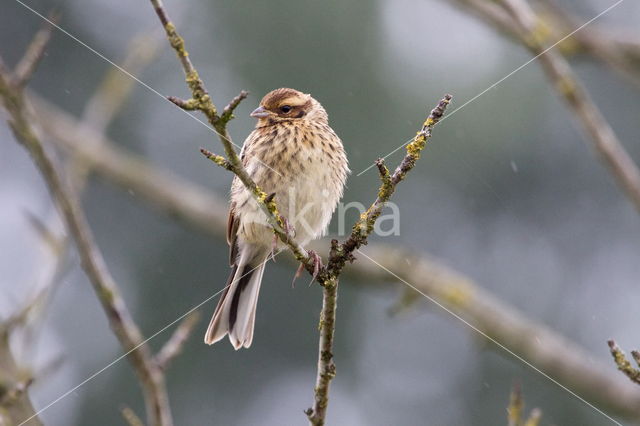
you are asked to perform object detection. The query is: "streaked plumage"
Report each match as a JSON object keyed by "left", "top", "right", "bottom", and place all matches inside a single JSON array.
[{"left": 205, "top": 88, "right": 349, "bottom": 349}]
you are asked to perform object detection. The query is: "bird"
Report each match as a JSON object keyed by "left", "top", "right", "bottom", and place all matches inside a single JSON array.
[{"left": 205, "top": 88, "right": 349, "bottom": 349}]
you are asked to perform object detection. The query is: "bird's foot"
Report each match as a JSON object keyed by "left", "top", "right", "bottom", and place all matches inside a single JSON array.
[
  {"left": 307, "top": 250, "right": 323, "bottom": 286},
  {"left": 281, "top": 216, "right": 295, "bottom": 238},
  {"left": 291, "top": 250, "right": 323, "bottom": 288}
]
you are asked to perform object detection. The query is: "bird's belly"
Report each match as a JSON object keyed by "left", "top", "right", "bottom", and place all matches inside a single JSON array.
[{"left": 236, "top": 150, "right": 338, "bottom": 248}]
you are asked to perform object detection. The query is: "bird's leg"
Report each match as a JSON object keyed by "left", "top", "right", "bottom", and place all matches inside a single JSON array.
[
  {"left": 284, "top": 250, "right": 320, "bottom": 288},
  {"left": 292, "top": 262, "right": 304, "bottom": 288},
  {"left": 306, "top": 250, "right": 324, "bottom": 286},
  {"left": 291, "top": 249, "right": 323, "bottom": 288},
  {"left": 271, "top": 214, "right": 296, "bottom": 262}
]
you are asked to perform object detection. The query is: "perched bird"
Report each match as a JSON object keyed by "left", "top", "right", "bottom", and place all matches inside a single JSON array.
[{"left": 205, "top": 88, "right": 349, "bottom": 349}]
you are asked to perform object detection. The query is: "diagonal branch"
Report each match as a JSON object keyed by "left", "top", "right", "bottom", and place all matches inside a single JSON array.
[
  {"left": 608, "top": 340, "right": 640, "bottom": 385},
  {"left": 154, "top": 312, "right": 200, "bottom": 372},
  {"left": 457, "top": 0, "right": 640, "bottom": 213},
  {"left": 13, "top": 15, "right": 56, "bottom": 90}
]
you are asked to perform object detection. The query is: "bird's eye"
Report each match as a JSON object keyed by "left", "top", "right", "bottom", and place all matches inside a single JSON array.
[{"left": 280, "top": 105, "right": 292, "bottom": 113}]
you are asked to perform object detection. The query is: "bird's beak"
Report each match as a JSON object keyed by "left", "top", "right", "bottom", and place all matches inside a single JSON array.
[{"left": 250, "top": 106, "right": 269, "bottom": 118}]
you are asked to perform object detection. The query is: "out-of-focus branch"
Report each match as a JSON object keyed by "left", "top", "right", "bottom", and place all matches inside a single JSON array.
[
  {"left": 0, "top": 37, "right": 175, "bottom": 426},
  {"left": 29, "top": 93, "right": 640, "bottom": 419},
  {"left": 608, "top": 340, "right": 640, "bottom": 386},
  {"left": 507, "top": 384, "right": 542, "bottom": 426},
  {"left": 454, "top": 0, "right": 640, "bottom": 214},
  {"left": 69, "top": 32, "right": 160, "bottom": 194},
  {"left": 355, "top": 244, "right": 640, "bottom": 419},
  {"left": 12, "top": 15, "right": 56, "bottom": 90},
  {"left": 449, "top": 0, "right": 640, "bottom": 87},
  {"left": 536, "top": 0, "right": 640, "bottom": 88},
  {"left": 154, "top": 312, "right": 200, "bottom": 372},
  {"left": 0, "top": 314, "right": 42, "bottom": 426},
  {"left": 32, "top": 91, "right": 228, "bottom": 237}
]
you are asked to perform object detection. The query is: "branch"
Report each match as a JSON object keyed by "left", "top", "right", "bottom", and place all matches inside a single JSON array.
[
  {"left": 324, "top": 95, "right": 451, "bottom": 282},
  {"left": 608, "top": 340, "right": 640, "bottom": 385},
  {"left": 507, "top": 384, "right": 542, "bottom": 426},
  {"left": 305, "top": 95, "right": 451, "bottom": 425},
  {"left": 13, "top": 15, "right": 56, "bottom": 89},
  {"left": 30, "top": 93, "right": 640, "bottom": 419},
  {"left": 449, "top": 0, "right": 640, "bottom": 87},
  {"left": 154, "top": 312, "right": 200, "bottom": 372},
  {"left": 455, "top": 0, "right": 640, "bottom": 213},
  {"left": 0, "top": 48, "right": 174, "bottom": 426},
  {"left": 0, "top": 317, "right": 42, "bottom": 426}
]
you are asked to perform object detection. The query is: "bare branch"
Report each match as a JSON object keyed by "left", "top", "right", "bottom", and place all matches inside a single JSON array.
[
  {"left": 507, "top": 383, "right": 524, "bottom": 426},
  {"left": 154, "top": 312, "right": 200, "bottom": 372},
  {"left": 0, "top": 328, "right": 41, "bottom": 425},
  {"left": 449, "top": 0, "right": 640, "bottom": 87},
  {"left": 608, "top": 340, "right": 640, "bottom": 385},
  {"left": 200, "top": 148, "right": 232, "bottom": 171},
  {"left": 507, "top": 384, "right": 543, "bottom": 426},
  {"left": 455, "top": 0, "right": 640, "bottom": 213},
  {"left": 167, "top": 96, "right": 199, "bottom": 110},
  {"left": 121, "top": 406, "right": 146, "bottom": 426},
  {"left": 13, "top": 14, "right": 56, "bottom": 89},
  {"left": 324, "top": 95, "right": 452, "bottom": 282},
  {"left": 220, "top": 90, "right": 249, "bottom": 124}
]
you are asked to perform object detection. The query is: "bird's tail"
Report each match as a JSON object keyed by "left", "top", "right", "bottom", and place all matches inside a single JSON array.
[{"left": 205, "top": 248, "right": 267, "bottom": 349}]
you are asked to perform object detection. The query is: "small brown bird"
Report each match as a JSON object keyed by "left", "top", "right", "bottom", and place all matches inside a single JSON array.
[{"left": 205, "top": 88, "right": 349, "bottom": 349}]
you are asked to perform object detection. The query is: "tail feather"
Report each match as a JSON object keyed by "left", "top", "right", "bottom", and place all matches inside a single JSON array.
[
  {"left": 205, "top": 250, "right": 267, "bottom": 349},
  {"left": 230, "top": 261, "right": 266, "bottom": 348}
]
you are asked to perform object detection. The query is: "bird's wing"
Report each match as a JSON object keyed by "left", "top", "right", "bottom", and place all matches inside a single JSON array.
[
  {"left": 227, "top": 205, "right": 239, "bottom": 266},
  {"left": 227, "top": 130, "right": 259, "bottom": 266}
]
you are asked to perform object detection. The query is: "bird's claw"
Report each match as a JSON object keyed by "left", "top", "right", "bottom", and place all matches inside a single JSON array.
[
  {"left": 291, "top": 250, "right": 323, "bottom": 288},
  {"left": 307, "top": 250, "right": 323, "bottom": 286},
  {"left": 281, "top": 216, "right": 295, "bottom": 238}
]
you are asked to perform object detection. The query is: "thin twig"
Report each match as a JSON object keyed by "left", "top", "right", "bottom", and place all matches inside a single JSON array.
[
  {"left": 13, "top": 14, "right": 56, "bottom": 89},
  {"left": 608, "top": 340, "right": 640, "bottom": 385},
  {"left": 323, "top": 95, "right": 452, "bottom": 282},
  {"left": 154, "top": 312, "right": 200, "bottom": 371},
  {"left": 0, "top": 320, "right": 42, "bottom": 425},
  {"left": 507, "top": 384, "right": 543, "bottom": 426},
  {"left": 507, "top": 383, "right": 524, "bottom": 426},
  {"left": 121, "top": 406, "right": 146, "bottom": 426}
]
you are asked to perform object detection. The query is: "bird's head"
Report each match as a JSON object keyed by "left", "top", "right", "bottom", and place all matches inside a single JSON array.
[{"left": 251, "top": 88, "right": 327, "bottom": 126}]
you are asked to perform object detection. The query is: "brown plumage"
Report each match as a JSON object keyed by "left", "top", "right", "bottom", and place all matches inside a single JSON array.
[{"left": 205, "top": 88, "right": 349, "bottom": 349}]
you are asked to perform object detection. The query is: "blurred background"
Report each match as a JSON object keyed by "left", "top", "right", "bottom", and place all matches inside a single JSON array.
[{"left": 2, "top": 0, "right": 640, "bottom": 424}]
